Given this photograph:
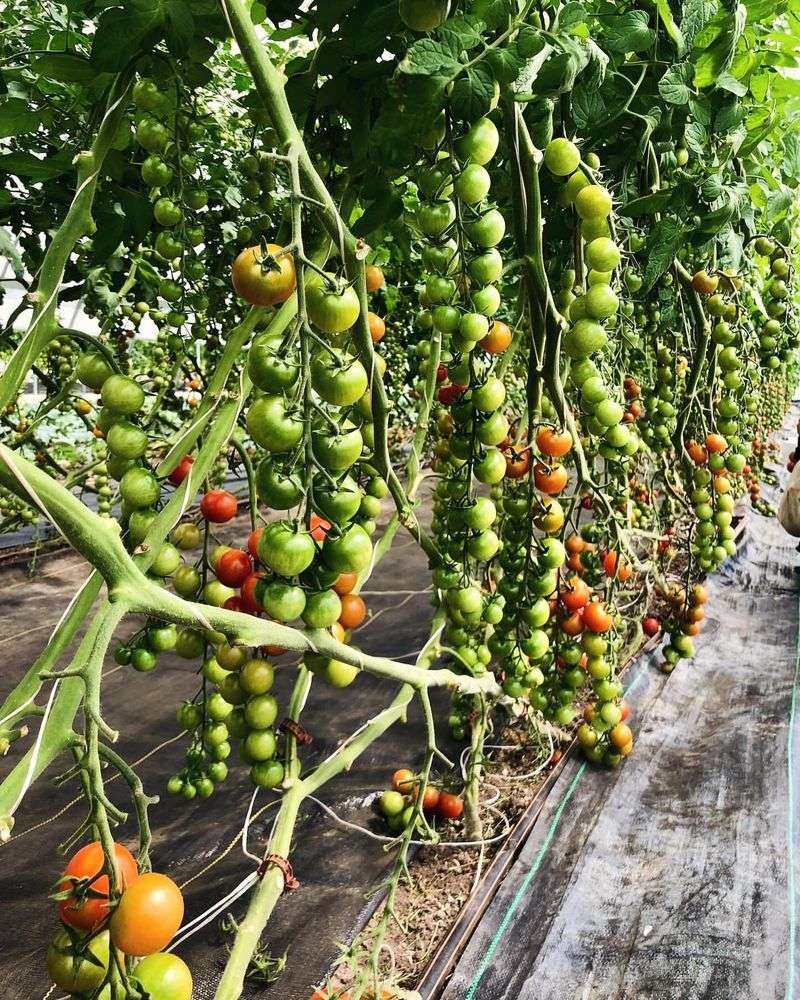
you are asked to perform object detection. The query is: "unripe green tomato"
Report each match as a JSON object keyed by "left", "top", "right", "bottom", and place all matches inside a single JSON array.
[{"left": 544, "top": 137, "right": 581, "bottom": 176}]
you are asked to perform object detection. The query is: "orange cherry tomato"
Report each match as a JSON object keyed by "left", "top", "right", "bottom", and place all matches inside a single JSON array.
[
  {"left": 392, "top": 768, "right": 415, "bottom": 793},
  {"left": 368, "top": 311, "right": 386, "bottom": 343},
  {"left": 333, "top": 572, "right": 358, "bottom": 596},
  {"left": 561, "top": 576, "right": 591, "bottom": 613},
  {"left": 479, "top": 319, "right": 512, "bottom": 353},
  {"left": 582, "top": 601, "right": 613, "bottom": 633},
  {"left": 109, "top": 872, "right": 183, "bottom": 956},
  {"left": 534, "top": 461, "right": 568, "bottom": 495},
  {"left": 365, "top": 264, "right": 385, "bottom": 293},
  {"left": 705, "top": 432, "right": 728, "bottom": 454},
  {"left": 560, "top": 610, "right": 584, "bottom": 636},
  {"left": 535, "top": 426, "right": 573, "bottom": 458},
  {"left": 339, "top": 593, "right": 367, "bottom": 629}
]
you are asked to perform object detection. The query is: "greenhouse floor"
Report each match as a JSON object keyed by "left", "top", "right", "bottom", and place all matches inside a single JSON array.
[{"left": 437, "top": 408, "right": 800, "bottom": 1000}]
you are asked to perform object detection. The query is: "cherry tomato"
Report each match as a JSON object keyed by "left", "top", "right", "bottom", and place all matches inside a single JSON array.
[
  {"left": 109, "top": 872, "right": 184, "bottom": 956},
  {"left": 168, "top": 455, "right": 194, "bottom": 487},
  {"left": 200, "top": 489, "right": 238, "bottom": 523},
  {"left": 133, "top": 952, "right": 193, "bottom": 1000},
  {"left": 338, "top": 593, "right": 367, "bottom": 629},
  {"left": 232, "top": 243, "right": 296, "bottom": 306},
  {"left": 248, "top": 526, "right": 264, "bottom": 560},
  {"left": 216, "top": 548, "right": 253, "bottom": 587},
  {"left": 58, "top": 841, "right": 139, "bottom": 931},
  {"left": 437, "top": 792, "right": 464, "bottom": 820},
  {"left": 392, "top": 768, "right": 415, "bottom": 793},
  {"left": 333, "top": 572, "right": 358, "bottom": 596}
]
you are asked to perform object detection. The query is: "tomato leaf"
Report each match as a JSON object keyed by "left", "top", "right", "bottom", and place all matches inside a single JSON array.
[
  {"left": 618, "top": 190, "right": 674, "bottom": 217},
  {"left": 398, "top": 39, "right": 461, "bottom": 78},
  {"left": 658, "top": 62, "right": 694, "bottom": 104},
  {"left": 643, "top": 218, "right": 686, "bottom": 290},
  {"left": 597, "top": 11, "right": 656, "bottom": 53},
  {"left": 655, "top": 0, "right": 685, "bottom": 55},
  {"left": 680, "top": 0, "right": 717, "bottom": 48},
  {"left": 0, "top": 150, "right": 73, "bottom": 181},
  {"left": 450, "top": 63, "right": 497, "bottom": 121},
  {"left": 0, "top": 98, "right": 44, "bottom": 139},
  {"left": 692, "top": 3, "right": 746, "bottom": 89}
]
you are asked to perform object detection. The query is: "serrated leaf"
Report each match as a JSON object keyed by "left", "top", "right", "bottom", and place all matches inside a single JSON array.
[
  {"left": 683, "top": 119, "right": 708, "bottom": 156},
  {"left": 598, "top": 11, "right": 656, "bottom": 53},
  {"left": 163, "top": 1, "right": 194, "bottom": 56},
  {"left": 571, "top": 83, "right": 605, "bottom": 132},
  {"left": 437, "top": 15, "right": 485, "bottom": 55},
  {"left": 681, "top": 0, "right": 717, "bottom": 48},
  {"left": 0, "top": 150, "right": 73, "bottom": 181},
  {"left": 784, "top": 133, "right": 800, "bottom": 181},
  {"left": 557, "top": 2, "right": 590, "bottom": 29},
  {"left": 352, "top": 190, "right": 403, "bottom": 238},
  {"left": 643, "top": 218, "right": 686, "bottom": 290},
  {"left": 658, "top": 62, "right": 693, "bottom": 103},
  {"left": 716, "top": 71, "right": 747, "bottom": 96},
  {"left": 693, "top": 3, "right": 746, "bottom": 89},
  {"left": 90, "top": 0, "right": 194, "bottom": 70},
  {"left": 398, "top": 39, "right": 461, "bottom": 77},
  {"left": 450, "top": 62, "right": 497, "bottom": 120}
]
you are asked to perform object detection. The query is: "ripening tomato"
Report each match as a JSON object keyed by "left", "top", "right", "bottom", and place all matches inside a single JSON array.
[
  {"left": 705, "top": 432, "right": 728, "bottom": 453},
  {"left": 232, "top": 243, "right": 297, "bottom": 306},
  {"left": 248, "top": 526, "right": 264, "bottom": 561},
  {"left": 560, "top": 610, "right": 584, "bottom": 636},
  {"left": 437, "top": 792, "right": 464, "bottom": 820},
  {"left": 412, "top": 784, "right": 441, "bottom": 812},
  {"left": 438, "top": 383, "right": 466, "bottom": 405},
  {"left": 168, "top": 455, "right": 194, "bottom": 487},
  {"left": 536, "top": 426, "right": 573, "bottom": 458},
  {"left": 368, "top": 311, "right": 386, "bottom": 343},
  {"left": 480, "top": 319, "right": 512, "bottom": 353},
  {"left": 200, "top": 489, "right": 238, "bottom": 523},
  {"left": 365, "top": 264, "right": 385, "bottom": 292},
  {"left": 338, "top": 593, "right": 367, "bottom": 629},
  {"left": 565, "top": 533, "right": 586, "bottom": 555},
  {"left": 333, "top": 572, "right": 358, "bottom": 596},
  {"left": 610, "top": 722, "right": 633, "bottom": 751},
  {"left": 240, "top": 571, "right": 265, "bottom": 614},
  {"left": 534, "top": 461, "right": 568, "bottom": 495},
  {"left": 392, "top": 768, "right": 415, "bottom": 793},
  {"left": 602, "top": 550, "right": 632, "bottom": 582},
  {"left": 620, "top": 700, "right": 631, "bottom": 722},
  {"left": 686, "top": 440, "right": 708, "bottom": 465},
  {"left": 582, "top": 601, "right": 613, "bottom": 633},
  {"left": 643, "top": 616, "right": 660, "bottom": 637},
  {"left": 692, "top": 583, "right": 709, "bottom": 605},
  {"left": 561, "top": 576, "right": 590, "bottom": 613},
  {"left": 310, "top": 513, "right": 331, "bottom": 542},
  {"left": 58, "top": 841, "right": 139, "bottom": 931},
  {"left": 216, "top": 548, "right": 252, "bottom": 588},
  {"left": 504, "top": 446, "right": 531, "bottom": 479},
  {"left": 109, "top": 872, "right": 184, "bottom": 956},
  {"left": 691, "top": 269, "right": 718, "bottom": 295}
]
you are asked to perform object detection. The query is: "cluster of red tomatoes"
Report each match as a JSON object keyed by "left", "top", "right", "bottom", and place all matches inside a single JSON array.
[{"left": 48, "top": 840, "right": 189, "bottom": 998}]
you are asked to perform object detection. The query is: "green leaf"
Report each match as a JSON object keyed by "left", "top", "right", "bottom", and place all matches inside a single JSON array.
[
  {"left": 351, "top": 191, "right": 404, "bottom": 238},
  {"left": 398, "top": 39, "right": 461, "bottom": 78},
  {"left": 716, "top": 71, "right": 747, "bottom": 96},
  {"left": 450, "top": 63, "right": 497, "bottom": 120},
  {"left": 693, "top": 3, "right": 746, "bottom": 89},
  {"left": 163, "top": 1, "right": 194, "bottom": 56},
  {"left": 598, "top": 11, "right": 656, "bottom": 53},
  {"left": 784, "top": 133, "right": 800, "bottom": 182},
  {"left": 571, "top": 83, "right": 605, "bottom": 132},
  {"left": 681, "top": 0, "right": 717, "bottom": 48},
  {"left": 655, "top": 0, "right": 685, "bottom": 55},
  {"left": 0, "top": 98, "right": 43, "bottom": 139},
  {"left": 643, "top": 218, "right": 686, "bottom": 290},
  {"left": 0, "top": 150, "right": 73, "bottom": 181},
  {"left": 658, "top": 62, "right": 694, "bottom": 104},
  {"left": 618, "top": 190, "right": 674, "bottom": 216},
  {"left": 437, "top": 15, "right": 485, "bottom": 55},
  {"left": 32, "top": 52, "right": 96, "bottom": 83}
]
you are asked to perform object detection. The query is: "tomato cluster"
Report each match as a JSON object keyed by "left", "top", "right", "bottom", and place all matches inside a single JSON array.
[{"left": 47, "top": 840, "right": 189, "bottom": 998}]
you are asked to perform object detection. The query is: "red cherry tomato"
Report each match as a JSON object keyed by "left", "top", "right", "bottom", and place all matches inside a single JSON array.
[
  {"left": 224, "top": 596, "right": 244, "bottom": 612},
  {"left": 643, "top": 616, "right": 661, "bottom": 637},
  {"left": 437, "top": 792, "right": 464, "bottom": 820},
  {"left": 58, "top": 841, "right": 139, "bottom": 932},
  {"left": 436, "top": 364, "right": 448, "bottom": 384},
  {"left": 168, "top": 455, "right": 194, "bottom": 487},
  {"left": 216, "top": 548, "right": 252, "bottom": 587},
  {"left": 200, "top": 489, "right": 238, "bottom": 523}
]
